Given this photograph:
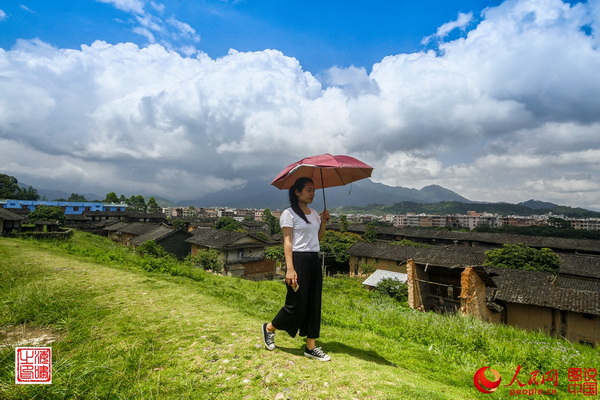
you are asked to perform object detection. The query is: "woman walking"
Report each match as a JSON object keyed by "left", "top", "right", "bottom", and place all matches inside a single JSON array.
[{"left": 261, "top": 177, "right": 331, "bottom": 361}]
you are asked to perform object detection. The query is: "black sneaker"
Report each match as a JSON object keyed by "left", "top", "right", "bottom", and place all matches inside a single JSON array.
[
  {"left": 262, "top": 323, "right": 275, "bottom": 351},
  {"left": 304, "top": 347, "right": 331, "bottom": 361}
]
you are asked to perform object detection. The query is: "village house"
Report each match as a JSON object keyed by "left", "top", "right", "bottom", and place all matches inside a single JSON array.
[
  {"left": 1, "top": 200, "right": 127, "bottom": 214},
  {"left": 348, "top": 241, "right": 600, "bottom": 347},
  {"left": 0, "top": 208, "right": 23, "bottom": 235},
  {"left": 339, "top": 226, "right": 600, "bottom": 256},
  {"left": 103, "top": 221, "right": 161, "bottom": 245},
  {"left": 34, "top": 220, "right": 60, "bottom": 233},
  {"left": 130, "top": 224, "right": 193, "bottom": 259},
  {"left": 185, "top": 229, "right": 275, "bottom": 281}
]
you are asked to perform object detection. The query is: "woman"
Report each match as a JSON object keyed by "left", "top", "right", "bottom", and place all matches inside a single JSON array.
[{"left": 261, "top": 177, "right": 331, "bottom": 361}]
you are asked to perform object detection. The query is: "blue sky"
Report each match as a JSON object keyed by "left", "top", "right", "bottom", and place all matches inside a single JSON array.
[
  {"left": 1, "top": 0, "right": 502, "bottom": 73},
  {"left": 1, "top": 0, "right": 600, "bottom": 210}
]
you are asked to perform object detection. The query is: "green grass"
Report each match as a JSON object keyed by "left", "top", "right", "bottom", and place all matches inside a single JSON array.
[{"left": 0, "top": 232, "right": 598, "bottom": 399}]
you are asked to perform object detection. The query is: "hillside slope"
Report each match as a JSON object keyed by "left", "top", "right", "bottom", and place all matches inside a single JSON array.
[{"left": 1, "top": 234, "right": 596, "bottom": 399}]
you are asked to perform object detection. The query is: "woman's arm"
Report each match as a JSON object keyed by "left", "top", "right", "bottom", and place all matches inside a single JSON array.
[
  {"left": 318, "top": 210, "right": 330, "bottom": 240},
  {"left": 282, "top": 227, "right": 297, "bottom": 287}
]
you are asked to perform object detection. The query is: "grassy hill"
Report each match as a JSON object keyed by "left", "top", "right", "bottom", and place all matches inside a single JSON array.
[{"left": 1, "top": 233, "right": 598, "bottom": 399}]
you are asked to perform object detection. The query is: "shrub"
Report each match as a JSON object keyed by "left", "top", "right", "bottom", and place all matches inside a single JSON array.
[
  {"left": 360, "top": 262, "right": 377, "bottom": 275},
  {"left": 185, "top": 249, "right": 223, "bottom": 273},
  {"left": 136, "top": 240, "right": 168, "bottom": 258},
  {"left": 375, "top": 278, "right": 408, "bottom": 302}
]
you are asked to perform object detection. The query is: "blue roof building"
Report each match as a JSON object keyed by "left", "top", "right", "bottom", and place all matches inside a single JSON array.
[{"left": 0, "top": 200, "right": 128, "bottom": 215}]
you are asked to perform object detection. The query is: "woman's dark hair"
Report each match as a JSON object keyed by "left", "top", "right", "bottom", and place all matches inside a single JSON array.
[{"left": 289, "top": 177, "right": 313, "bottom": 223}]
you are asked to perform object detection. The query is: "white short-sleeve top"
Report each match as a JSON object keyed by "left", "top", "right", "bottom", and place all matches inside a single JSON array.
[{"left": 279, "top": 207, "right": 321, "bottom": 252}]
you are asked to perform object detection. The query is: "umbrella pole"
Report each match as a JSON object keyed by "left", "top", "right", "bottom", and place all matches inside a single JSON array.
[{"left": 320, "top": 169, "right": 327, "bottom": 210}]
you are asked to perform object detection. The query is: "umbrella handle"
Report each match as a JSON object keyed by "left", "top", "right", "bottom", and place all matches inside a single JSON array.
[{"left": 320, "top": 169, "right": 327, "bottom": 210}]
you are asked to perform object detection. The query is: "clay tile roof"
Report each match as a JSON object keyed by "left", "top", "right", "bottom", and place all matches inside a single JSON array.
[
  {"left": 131, "top": 225, "right": 190, "bottom": 246},
  {"left": 119, "top": 222, "right": 161, "bottom": 235},
  {"left": 185, "top": 229, "right": 268, "bottom": 249},
  {"left": 390, "top": 228, "right": 600, "bottom": 253},
  {"left": 347, "top": 241, "right": 487, "bottom": 268},
  {"left": 486, "top": 267, "right": 600, "bottom": 316},
  {"left": 102, "top": 221, "right": 130, "bottom": 231},
  {"left": 0, "top": 208, "right": 24, "bottom": 221},
  {"left": 558, "top": 254, "right": 600, "bottom": 279},
  {"left": 104, "top": 222, "right": 159, "bottom": 235}
]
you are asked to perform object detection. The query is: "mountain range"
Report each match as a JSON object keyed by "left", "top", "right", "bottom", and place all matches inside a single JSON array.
[
  {"left": 24, "top": 179, "right": 599, "bottom": 215},
  {"left": 179, "top": 179, "right": 474, "bottom": 209}
]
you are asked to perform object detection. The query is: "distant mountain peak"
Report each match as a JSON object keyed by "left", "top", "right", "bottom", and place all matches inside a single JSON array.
[{"left": 519, "top": 199, "right": 558, "bottom": 210}]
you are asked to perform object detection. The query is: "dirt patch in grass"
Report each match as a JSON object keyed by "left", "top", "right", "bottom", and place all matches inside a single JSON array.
[{"left": 0, "top": 324, "right": 61, "bottom": 348}]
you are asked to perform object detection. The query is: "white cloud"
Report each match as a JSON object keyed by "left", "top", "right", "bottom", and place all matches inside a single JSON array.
[
  {"left": 0, "top": 9, "right": 7, "bottom": 21},
  {"left": 97, "top": 0, "right": 146, "bottom": 15},
  {"left": 19, "top": 5, "right": 35, "bottom": 14},
  {"left": 97, "top": 0, "right": 200, "bottom": 50},
  {"left": 1, "top": 0, "right": 600, "bottom": 209},
  {"left": 422, "top": 12, "right": 473, "bottom": 44}
]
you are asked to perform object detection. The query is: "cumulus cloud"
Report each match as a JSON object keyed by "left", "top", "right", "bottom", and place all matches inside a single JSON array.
[
  {"left": 1, "top": 0, "right": 600, "bottom": 209},
  {"left": 0, "top": 9, "right": 7, "bottom": 21}
]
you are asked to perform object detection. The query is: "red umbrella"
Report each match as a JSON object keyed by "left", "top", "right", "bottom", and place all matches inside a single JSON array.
[{"left": 271, "top": 153, "right": 374, "bottom": 209}]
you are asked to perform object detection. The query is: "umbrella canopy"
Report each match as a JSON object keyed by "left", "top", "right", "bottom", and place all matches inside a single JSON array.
[{"left": 271, "top": 153, "right": 374, "bottom": 208}]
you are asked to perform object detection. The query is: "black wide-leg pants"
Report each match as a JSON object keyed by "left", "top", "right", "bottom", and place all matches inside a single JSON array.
[{"left": 272, "top": 252, "right": 322, "bottom": 339}]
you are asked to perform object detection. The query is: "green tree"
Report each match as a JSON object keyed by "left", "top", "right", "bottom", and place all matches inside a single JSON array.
[
  {"left": 28, "top": 205, "right": 66, "bottom": 226},
  {"left": 363, "top": 222, "right": 377, "bottom": 242},
  {"left": 0, "top": 174, "right": 20, "bottom": 199},
  {"left": 185, "top": 249, "right": 223, "bottom": 273},
  {"left": 147, "top": 197, "right": 160, "bottom": 214},
  {"left": 0, "top": 174, "right": 40, "bottom": 200},
  {"left": 119, "top": 194, "right": 127, "bottom": 203},
  {"left": 320, "top": 230, "right": 362, "bottom": 264},
  {"left": 128, "top": 195, "right": 147, "bottom": 212},
  {"left": 17, "top": 185, "right": 40, "bottom": 200},
  {"left": 548, "top": 217, "right": 572, "bottom": 230},
  {"left": 68, "top": 193, "right": 87, "bottom": 202},
  {"left": 215, "top": 217, "right": 243, "bottom": 232},
  {"left": 104, "top": 192, "right": 119, "bottom": 203},
  {"left": 171, "top": 219, "right": 187, "bottom": 230},
  {"left": 262, "top": 208, "right": 281, "bottom": 235},
  {"left": 339, "top": 215, "right": 349, "bottom": 232},
  {"left": 483, "top": 243, "right": 560, "bottom": 273},
  {"left": 265, "top": 245, "right": 285, "bottom": 268}
]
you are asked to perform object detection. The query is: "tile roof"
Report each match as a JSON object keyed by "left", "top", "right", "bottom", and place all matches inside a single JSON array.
[
  {"left": 347, "top": 241, "right": 487, "bottom": 268},
  {"left": 102, "top": 221, "right": 130, "bottom": 231},
  {"left": 186, "top": 229, "right": 268, "bottom": 249},
  {"left": 0, "top": 208, "right": 24, "bottom": 221},
  {"left": 558, "top": 254, "right": 600, "bottom": 279},
  {"left": 131, "top": 225, "right": 190, "bottom": 246},
  {"left": 485, "top": 267, "right": 600, "bottom": 316},
  {"left": 346, "top": 226, "right": 600, "bottom": 253},
  {"left": 104, "top": 222, "right": 160, "bottom": 235}
]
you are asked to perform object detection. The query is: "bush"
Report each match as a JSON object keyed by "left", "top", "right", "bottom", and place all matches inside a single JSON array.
[
  {"left": 185, "top": 249, "right": 223, "bottom": 273},
  {"left": 375, "top": 278, "right": 408, "bottom": 302},
  {"left": 136, "top": 240, "right": 168, "bottom": 258},
  {"left": 360, "top": 262, "right": 377, "bottom": 275}
]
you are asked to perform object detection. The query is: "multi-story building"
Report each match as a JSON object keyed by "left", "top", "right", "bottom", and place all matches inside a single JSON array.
[{"left": 1, "top": 200, "right": 127, "bottom": 215}]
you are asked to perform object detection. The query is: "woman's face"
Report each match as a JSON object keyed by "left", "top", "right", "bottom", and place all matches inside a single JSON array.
[{"left": 295, "top": 182, "right": 316, "bottom": 205}]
